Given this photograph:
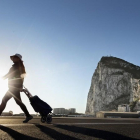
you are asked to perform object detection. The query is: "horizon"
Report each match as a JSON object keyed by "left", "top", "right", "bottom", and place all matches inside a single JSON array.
[{"left": 0, "top": 0, "right": 140, "bottom": 114}]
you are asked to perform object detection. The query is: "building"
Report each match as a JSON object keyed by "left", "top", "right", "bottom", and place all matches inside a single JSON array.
[
  {"left": 1, "top": 111, "right": 13, "bottom": 116},
  {"left": 53, "top": 108, "right": 65, "bottom": 114},
  {"left": 118, "top": 104, "right": 130, "bottom": 112},
  {"left": 65, "top": 109, "right": 70, "bottom": 114},
  {"left": 53, "top": 108, "right": 76, "bottom": 115},
  {"left": 69, "top": 108, "right": 76, "bottom": 114},
  {"left": 96, "top": 111, "right": 140, "bottom": 118}
]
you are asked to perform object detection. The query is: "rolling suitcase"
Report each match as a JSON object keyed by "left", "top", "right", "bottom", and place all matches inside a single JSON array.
[{"left": 22, "top": 86, "right": 53, "bottom": 123}]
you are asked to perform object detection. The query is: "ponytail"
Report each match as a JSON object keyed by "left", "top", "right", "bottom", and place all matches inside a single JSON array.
[{"left": 18, "top": 61, "right": 26, "bottom": 78}]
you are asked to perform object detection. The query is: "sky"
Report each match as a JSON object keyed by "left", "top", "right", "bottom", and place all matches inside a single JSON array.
[{"left": 0, "top": 0, "right": 140, "bottom": 114}]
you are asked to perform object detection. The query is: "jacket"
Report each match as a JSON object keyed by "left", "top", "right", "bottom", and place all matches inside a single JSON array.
[{"left": 4, "top": 63, "right": 25, "bottom": 89}]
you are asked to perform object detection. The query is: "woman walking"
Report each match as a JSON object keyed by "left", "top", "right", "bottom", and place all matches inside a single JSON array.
[{"left": 0, "top": 54, "right": 33, "bottom": 123}]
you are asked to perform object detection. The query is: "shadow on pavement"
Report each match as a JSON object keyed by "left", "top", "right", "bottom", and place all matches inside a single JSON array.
[
  {"left": 55, "top": 125, "right": 139, "bottom": 140},
  {"left": 0, "top": 125, "right": 40, "bottom": 140},
  {"left": 34, "top": 124, "right": 80, "bottom": 140}
]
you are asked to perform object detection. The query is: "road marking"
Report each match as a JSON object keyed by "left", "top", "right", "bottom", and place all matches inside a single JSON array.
[
  {"left": 0, "top": 124, "right": 53, "bottom": 126},
  {"left": 53, "top": 123, "right": 139, "bottom": 125},
  {"left": 0, "top": 124, "right": 35, "bottom": 126}
]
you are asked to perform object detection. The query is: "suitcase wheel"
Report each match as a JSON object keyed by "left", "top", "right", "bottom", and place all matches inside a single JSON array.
[
  {"left": 46, "top": 114, "right": 52, "bottom": 123},
  {"left": 41, "top": 116, "right": 46, "bottom": 123}
]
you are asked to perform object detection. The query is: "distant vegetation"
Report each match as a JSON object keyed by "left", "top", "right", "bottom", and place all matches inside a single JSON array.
[
  {"left": 100, "top": 56, "right": 140, "bottom": 79},
  {"left": 129, "top": 97, "right": 139, "bottom": 112}
]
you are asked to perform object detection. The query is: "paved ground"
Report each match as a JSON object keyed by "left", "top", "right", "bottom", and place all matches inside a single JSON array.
[{"left": 0, "top": 117, "right": 140, "bottom": 140}]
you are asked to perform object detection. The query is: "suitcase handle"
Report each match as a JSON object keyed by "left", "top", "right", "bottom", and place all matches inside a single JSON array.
[{"left": 21, "top": 86, "right": 33, "bottom": 98}]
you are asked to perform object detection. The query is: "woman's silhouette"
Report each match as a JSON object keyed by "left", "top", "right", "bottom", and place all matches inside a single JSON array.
[{"left": 0, "top": 54, "right": 33, "bottom": 123}]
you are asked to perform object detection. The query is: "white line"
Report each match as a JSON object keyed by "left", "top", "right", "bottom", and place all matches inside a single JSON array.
[
  {"left": 53, "top": 123, "right": 139, "bottom": 125},
  {"left": 0, "top": 124, "right": 35, "bottom": 126},
  {"left": 0, "top": 124, "right": 53, "bottom": 126}
]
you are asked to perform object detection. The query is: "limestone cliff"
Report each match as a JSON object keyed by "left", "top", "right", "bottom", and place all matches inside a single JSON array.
[{"left": 85, "top": 56, "right": 140, "bottom": 115}]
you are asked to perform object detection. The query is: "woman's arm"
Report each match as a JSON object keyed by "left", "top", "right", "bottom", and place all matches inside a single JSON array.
[
  {"left": 3, "top": 73, "right": 9, "bottom": 80},
  {"left": 2, "top": 67, "right": 14, "bottom": 80}
]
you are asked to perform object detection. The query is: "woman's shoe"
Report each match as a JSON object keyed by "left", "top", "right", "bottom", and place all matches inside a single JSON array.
[{"left": 23, "top": 115, "right": 33, "bottom": 123}]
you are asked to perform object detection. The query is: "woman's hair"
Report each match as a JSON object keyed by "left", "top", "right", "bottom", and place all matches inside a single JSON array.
[{"left": 18, "top": 60, "right": 26, "bottom": 75}]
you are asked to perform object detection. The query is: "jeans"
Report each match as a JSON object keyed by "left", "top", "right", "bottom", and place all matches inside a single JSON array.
[{"left": 0, "top": 88, "right": 30, "bottom": 117}]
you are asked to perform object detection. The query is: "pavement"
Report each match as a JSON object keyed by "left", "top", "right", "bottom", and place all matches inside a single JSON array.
[{"left": 0, "top": 117, "right": 140, "bottom": 140}]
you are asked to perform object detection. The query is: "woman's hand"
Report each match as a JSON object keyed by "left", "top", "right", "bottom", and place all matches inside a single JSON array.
[
  {"left": 1, "top": 76, "right": 5, "bottom": 80},
  {"left": 2, "top": 75, "right": 7, "bottom": 80}
]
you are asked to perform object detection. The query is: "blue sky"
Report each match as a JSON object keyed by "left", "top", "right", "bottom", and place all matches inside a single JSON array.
[{"left": 0, "top": 0, "right": 140, "bottom": 114}]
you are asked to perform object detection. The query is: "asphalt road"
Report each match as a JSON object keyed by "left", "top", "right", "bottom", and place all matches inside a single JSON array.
[{"left": 0, "top": 117, "right": 140, "bottom": 140}]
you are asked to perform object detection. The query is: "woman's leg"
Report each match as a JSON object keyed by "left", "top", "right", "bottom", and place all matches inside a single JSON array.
[
  {"left": 11, "top": 90, "right": 30, "bottom": 117},
  {"left": 0, "top": 91, "right": 12, "bottom": 115}
]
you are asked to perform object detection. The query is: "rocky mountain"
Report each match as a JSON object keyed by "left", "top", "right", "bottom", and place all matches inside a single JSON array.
[{"left": 85, "top": 56, "right": 140, "bottom": 115}]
